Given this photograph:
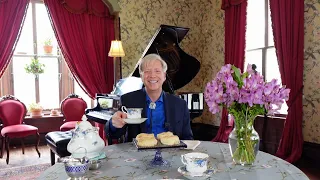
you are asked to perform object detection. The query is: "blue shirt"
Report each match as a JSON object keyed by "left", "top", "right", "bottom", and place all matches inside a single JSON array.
[{"left": 145, "top": 91, "right": 166, "bottom": 136}]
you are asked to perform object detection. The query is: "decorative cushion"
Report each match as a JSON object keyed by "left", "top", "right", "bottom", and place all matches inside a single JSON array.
[{"left": 1, "top": 124, "right": 38, "bottom": 138}]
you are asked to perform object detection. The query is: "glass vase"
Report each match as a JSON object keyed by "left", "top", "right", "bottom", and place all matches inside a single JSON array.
[{"left": 228, "top": 116, "right": 260, "bottom": 166}]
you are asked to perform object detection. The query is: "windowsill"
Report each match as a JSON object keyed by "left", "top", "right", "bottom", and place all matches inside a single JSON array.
[
  {"left": 14, "top": 53, "right": 60, "bottom": 58},
  {"left": 25, "top": 114, "right": 63, "bottom": 119},
  {"left": 257, "top": 114, "right": 287, "bottom": 119}
]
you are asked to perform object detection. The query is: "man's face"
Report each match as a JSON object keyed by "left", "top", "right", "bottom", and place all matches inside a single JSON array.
[{"left": 142, "top": 60, "right": 166, "bottom": 92}]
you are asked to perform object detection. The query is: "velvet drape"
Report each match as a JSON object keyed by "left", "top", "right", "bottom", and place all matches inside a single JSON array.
[
  {"left": 44, "top": 0, "right": 115, "bottom": 99},
  {"left": 212, "top": 0, "right": 247, "bottom": 143},
  {"left": 0, "top": 0, "right": 29, "bottom": 78},
  {"left": 269, "top": 0, "right": 304, "bottom": 163},
  {"left": 45, "top": 0, "right": 115, "bottom": 142}
]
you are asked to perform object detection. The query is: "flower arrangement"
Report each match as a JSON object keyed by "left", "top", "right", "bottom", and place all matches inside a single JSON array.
[
  {"left": 204, "top": 64, "right": 290, "bottom": 165},
  {"left": 24, "top": 57, "right": 45, "bottom": 75}
]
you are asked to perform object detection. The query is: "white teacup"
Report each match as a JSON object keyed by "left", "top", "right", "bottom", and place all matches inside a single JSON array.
[
  {"left": 121, "top": 106, "right": 143, "bottom": 119},
  {"left": 181, "top": 152, "right": 209, "bottom": 175}
]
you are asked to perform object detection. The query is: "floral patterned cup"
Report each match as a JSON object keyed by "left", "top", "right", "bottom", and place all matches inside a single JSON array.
[
  {"left": 181, "top": 152, "right": 209, "bottom": 175},
  {"left": 121, "top": 106, "right": 143, "bottom": 119}
]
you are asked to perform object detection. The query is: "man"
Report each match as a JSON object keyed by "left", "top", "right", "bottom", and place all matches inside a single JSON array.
[{"left": 105, "top": 54, "right": 193, "bottom": 143}]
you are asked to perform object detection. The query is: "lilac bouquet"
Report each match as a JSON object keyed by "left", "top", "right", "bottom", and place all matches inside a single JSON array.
[{"left": 204, "top": 64, "right": 290, "bottom": 165}]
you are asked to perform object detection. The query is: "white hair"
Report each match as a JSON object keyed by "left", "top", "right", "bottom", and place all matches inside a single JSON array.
[{"left": 138, "top": 54, "right": 168, "bottom": 76}]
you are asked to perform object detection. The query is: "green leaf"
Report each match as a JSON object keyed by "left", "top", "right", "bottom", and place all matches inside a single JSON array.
[{"left": 232, "top": 65, "right": 243, "bottom": 87}]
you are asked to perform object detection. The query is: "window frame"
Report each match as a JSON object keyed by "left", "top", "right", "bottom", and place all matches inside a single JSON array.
[
  {"left": 0, "top": 0, "right": 77, "bottom": 112},
  {"left": 245, "top": 0, "right": 286, "bottom": 117}
]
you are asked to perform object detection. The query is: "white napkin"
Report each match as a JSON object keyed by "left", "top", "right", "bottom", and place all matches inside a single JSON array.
[{"left": 181, "top": 140, "right": 201, "bottom": 150}]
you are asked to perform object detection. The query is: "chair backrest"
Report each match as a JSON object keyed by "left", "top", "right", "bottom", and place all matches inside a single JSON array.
[
  {"left": 61, "top": 94, "right": 87, "bottom": 122},
  {"left": 0, "top": 95, "right": 27, "bottom": 126}
]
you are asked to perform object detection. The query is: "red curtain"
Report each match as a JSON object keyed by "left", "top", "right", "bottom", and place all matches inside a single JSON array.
[
  {"left": 0, "top": 0, "right": 29, "bottom": 78},
  {"left": 44, "top": 0, "right": 115, "bottom": 99},
  {"left": 212, "top": 0, "right": 247, "bottom": 143},
  {"left": 270, "top": 0, "right": 304, "bottom": 163},
  {"left": 44, "top": 0, "right": 115, "bottom": 142}
]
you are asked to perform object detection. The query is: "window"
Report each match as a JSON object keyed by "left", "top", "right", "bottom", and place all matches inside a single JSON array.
[
  {"left": 0, "top": 1, "right": 91, "bottom": 111},
  {"left": 245, "top": 0, "right": 288, "bottom": 114}
]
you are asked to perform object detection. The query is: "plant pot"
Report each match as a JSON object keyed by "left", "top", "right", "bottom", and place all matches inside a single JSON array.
[
  {"left": 30, "top": 109, "right": 43, "bottom": 117},
  {"left": 43, "top": 45, "right": 53, "bottom": 54}
]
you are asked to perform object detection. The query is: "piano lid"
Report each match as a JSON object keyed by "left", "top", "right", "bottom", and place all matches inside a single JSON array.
[{"left": 113, "top": 25, "right": 200, "bottom": 95}]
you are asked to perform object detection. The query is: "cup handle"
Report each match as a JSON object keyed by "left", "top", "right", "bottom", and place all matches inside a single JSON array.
[
  {"left": 121, "top": 106, "right": 127, "bottom": 113},
  {"left": 181, "top": 155, "right": 188, "bottom": 166}
]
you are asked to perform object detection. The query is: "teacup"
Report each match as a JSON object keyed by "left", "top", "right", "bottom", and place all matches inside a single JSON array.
[
  {"left": 181, "top": 152, "right": 209, "bottom": 175},
  {"left": 121, "top": 106, "right": 143, "bottom": 119}
]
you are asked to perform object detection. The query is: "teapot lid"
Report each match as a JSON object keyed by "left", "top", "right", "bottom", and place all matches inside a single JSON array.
[{"left": 76, "top": 115, "right": 93, "bottom": 130}]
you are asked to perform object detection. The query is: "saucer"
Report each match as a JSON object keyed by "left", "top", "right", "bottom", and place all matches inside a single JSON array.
[
  {"left": 178, "top": 166, "right": 214, "bottom": 179},
  {"left": 124, "top": 118, "right": 147, "bottom": 124}
]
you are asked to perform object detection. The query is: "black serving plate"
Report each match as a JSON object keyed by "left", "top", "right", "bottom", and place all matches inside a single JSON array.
[{"left": 133, "top": 138, "right": 187, "bottom": 150}]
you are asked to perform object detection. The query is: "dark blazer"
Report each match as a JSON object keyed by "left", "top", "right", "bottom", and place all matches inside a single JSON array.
[{"left": 105, "top": 89, "right": 193, "bottom": 142}]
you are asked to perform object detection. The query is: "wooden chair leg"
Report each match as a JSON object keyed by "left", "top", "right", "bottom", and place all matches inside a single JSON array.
[
  {"left": 35, "top": 132, "right": 41, "bottom": 158},
  {"left": 5, "top": 136, "right": 10, "bottom": 164},
  {"left": 20, "top": 138, "right": 25, "bottom": 154},
  {"left": 50, "top": 149, "right": 55, "bottom": 165},
  {"left": 0, "top": 136, "right": 3, "bottom": 158}
]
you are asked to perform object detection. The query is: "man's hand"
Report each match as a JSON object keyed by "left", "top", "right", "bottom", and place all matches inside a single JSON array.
[{"left": 111, "top": 111, "right": 127, "bottom": 128}]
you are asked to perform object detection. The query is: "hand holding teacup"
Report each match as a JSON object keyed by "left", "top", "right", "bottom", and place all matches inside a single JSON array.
[
  {"left": 112, "top": 106, "right": 143, "bottom": 128},
  {"left": 111, "top": 111, "right": 127, "bottom": 128},
  {"left": 181, "top": 152, "right": 209, "bottom": 176}
]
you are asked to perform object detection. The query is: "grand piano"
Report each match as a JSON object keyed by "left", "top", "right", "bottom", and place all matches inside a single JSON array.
[{"left": 86, "top": 24, "right": 202, "bottom": 123}]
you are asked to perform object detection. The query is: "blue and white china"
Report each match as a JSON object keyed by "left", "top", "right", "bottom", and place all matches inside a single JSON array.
[
  {"left": 67, "top": 115, "right": 105, "bottom": 159},
  {"left": 181, "top": 152, "right": 209, "bottom": 175},
  {"left": 121, "top": 106, "right": 143, "bottom": 119},
  {"left": 62, "top": 156, "right": 90, "bottom": 179},
  {"left": 178, "top": 166, "right": 214, "bottom": 179}
]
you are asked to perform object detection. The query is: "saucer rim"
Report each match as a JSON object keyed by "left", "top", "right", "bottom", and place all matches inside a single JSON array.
[
  {"left": 123, "top": 118, "right": 147, "bottom": 124},
  {"left": 177, "top": 166, "right": 214, "bottom": 177}
]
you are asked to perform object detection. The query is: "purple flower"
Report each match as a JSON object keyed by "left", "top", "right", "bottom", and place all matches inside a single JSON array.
[{"left": 204, "top": 64, "right": 290, "bottom": 115}]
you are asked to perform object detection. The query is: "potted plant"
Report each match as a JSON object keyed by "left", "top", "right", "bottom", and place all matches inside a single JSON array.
[
  {"left": 28, "top": 102, "right": 43, "bottom": 117},
  {"left": 24, "top": 57, "right": 45, "bottom": 77},
  {"left": 43, "top": 37, "right": 53, "bottom": 54}
]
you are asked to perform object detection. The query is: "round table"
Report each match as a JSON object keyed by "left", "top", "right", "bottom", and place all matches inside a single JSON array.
[{"left": 38, "top": 141, "right": 308, "bottom": 180}]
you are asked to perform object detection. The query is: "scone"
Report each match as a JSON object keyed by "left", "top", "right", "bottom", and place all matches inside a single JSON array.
[
  {"left": 137, "top": 138, "right": 158, "bottom": 147},
  {"left": 157, "top": 132, "right": 173, "bottom": 140},
  {"left": 135, "top": 133, "right": 157, "bottom": 147},
  {"left": 136, "top": 133, "right": 155, "bottom": 141},
  {"left": 160, "top": 135, "right": 180, "bottom": 146}
]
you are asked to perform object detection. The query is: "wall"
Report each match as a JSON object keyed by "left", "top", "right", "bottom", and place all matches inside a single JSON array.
[
  {"left": 117, "top": 0, "right": 320, "bottom": 144},
  {"left": 304, "top": 1, "right": 320, "bottom": 143}
]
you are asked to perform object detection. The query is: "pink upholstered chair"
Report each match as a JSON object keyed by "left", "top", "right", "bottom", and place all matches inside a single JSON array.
[
  {"left": 60, "top": 94, "right": 87, "bottom": 131},
  {"left": 0, "top": 95, "right": 40, "bottom": 164}
]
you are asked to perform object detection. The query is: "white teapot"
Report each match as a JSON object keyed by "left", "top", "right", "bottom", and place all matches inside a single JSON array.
[{"left": 67, "top": 115, "right": 105, "bottom": 159}]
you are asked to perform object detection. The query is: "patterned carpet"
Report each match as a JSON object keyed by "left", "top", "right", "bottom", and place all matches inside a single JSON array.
[
  {"left": 0, "top": 163, "right": 51, "bottom": 180},
  {"left": 0, "top": 145, "right": 52, "bottom": 179}
]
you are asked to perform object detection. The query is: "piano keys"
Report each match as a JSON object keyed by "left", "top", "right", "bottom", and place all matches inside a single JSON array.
[{"left": 85, "top": 93, "right": 119, "bottom": 124}]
